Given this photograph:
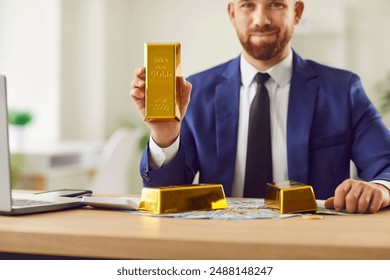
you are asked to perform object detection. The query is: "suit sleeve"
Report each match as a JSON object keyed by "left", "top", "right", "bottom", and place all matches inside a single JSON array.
[
  {"left": 139, "top": 120, "right": 199, "bottom": 187},
  {"left": 349, "top": 74, "right": 390, "bottom": 182}
]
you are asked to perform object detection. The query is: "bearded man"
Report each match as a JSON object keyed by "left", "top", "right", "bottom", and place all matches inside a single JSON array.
[{"left": 130, "top": 0, "right": 390, "bottom": 213}]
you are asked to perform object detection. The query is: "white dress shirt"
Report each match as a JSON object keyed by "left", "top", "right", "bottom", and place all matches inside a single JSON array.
[
  {"left": 231, "top": 51, "right": 292, "bottom": 196},
  {"left": 148, "top": 50, "right": 390, "bottom": 193}
]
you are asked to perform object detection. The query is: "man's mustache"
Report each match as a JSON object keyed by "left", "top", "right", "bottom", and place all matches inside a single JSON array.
[{"left": 248, "top": 25, "right": 280, "bottom": 34}]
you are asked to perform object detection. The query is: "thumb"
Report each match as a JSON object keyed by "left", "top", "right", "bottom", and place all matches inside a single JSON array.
[
  {"left": 177, "top": 76, "right": 192, "bottom": 115},
  {"left": 179, "top": 76, "right": 192, "bottom": 97},
  {"left": 324, "top": 197, "right": 335, "bottom": 209}
]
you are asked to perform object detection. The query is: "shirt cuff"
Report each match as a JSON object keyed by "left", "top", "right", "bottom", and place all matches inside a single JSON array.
[
  {"left": 372, "top": 180, "right": 390, "bottom": 191},
  {"left": 148, "top": 135, "right": 180, "bottom": 169}
]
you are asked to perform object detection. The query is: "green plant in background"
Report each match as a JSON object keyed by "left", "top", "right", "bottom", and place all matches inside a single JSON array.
[
  {"left": 8, "top": 109, "right": 33, "bottom": 188},
  {"left": 8, "top": 109, "right": 33, "bottom": 126},
  {"left": 10, "top": 154, "right": 23, "bottom": 187},
  {"left": 138, "top": 132, "right": 149, "bottom": 151},
  {"left": 378, "top": 73, "right": 390, "bottom": 115}
]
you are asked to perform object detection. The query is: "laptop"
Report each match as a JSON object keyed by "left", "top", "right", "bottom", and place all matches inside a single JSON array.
[{"left": 0, "top": 75, "right": 84, "bottom": 215}]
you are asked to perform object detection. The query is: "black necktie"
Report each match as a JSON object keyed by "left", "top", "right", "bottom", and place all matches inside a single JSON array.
[{"left": 243, "top": 72, "right": 273, "bottom": 198}]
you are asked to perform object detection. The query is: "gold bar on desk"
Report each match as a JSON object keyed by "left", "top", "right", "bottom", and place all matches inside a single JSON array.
[
  {"left": 144, "top": 42, "right": 181, "bottom": 122},
  {"left": 138, "top": 184, "right": 227, "bottom": 214},
  {"left": 265, "top": 180, "right": 318, "bottom": 214}
]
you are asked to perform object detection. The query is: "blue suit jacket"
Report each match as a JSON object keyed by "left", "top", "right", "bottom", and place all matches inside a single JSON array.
[{"left": 140, "top": 52, "right": 390, "bottom": 199}]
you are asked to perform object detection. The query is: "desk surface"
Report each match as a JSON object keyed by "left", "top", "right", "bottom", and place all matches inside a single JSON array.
[{"left": 1, "top": 203, "right": 390, "bottom": 260}]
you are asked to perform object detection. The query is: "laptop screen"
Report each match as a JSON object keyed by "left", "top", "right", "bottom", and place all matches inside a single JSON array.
[{"left": 0, "top": 75, "right": 13, "bottom": 212}]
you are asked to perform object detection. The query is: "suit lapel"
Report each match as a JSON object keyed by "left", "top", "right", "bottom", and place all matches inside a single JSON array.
[
  {"left": 287, "top": 52, "right": 319, "bottom": 183},
  {"left": 215, "top": 56, "right": 241, "bottom": 195}
]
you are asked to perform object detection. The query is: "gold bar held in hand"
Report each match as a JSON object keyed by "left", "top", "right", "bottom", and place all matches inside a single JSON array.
[{"left": 144, "top": 42, "right": 181, "bottom": 122}]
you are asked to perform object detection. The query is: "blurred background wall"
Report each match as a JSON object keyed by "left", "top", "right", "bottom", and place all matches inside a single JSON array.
[{"left": 1, "top": 0, "right": 390, "bottom": 192}]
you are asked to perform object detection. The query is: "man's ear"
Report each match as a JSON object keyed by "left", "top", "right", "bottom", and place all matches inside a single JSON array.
[
  {"left": 294, "top": 1, "right": 305, "bottom": 24},
  {"left": 227, "top": 2, "right": 236, "bottom": 26}
]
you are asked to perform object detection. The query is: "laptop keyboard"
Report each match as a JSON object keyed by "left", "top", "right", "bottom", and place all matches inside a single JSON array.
[{"left": 12, "top": 198, "right": 56, "bottom": 207}]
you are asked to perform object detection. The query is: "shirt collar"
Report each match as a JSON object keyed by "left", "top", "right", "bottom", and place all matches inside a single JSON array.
[{"left": 240, "top": 49, "right": 293, "bottom": 88}]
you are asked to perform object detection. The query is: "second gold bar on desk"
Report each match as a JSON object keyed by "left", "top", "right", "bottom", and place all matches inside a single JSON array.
[
  {"left": 265, "top": 180, "right": 318, "bottom": 214},
  {"left": 144, "top": 42, "right": 181, "bottom": 122}
]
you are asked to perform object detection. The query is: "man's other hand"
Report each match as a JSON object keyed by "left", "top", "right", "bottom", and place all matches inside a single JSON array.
[{"left": 324, "top": 179, "right": 390, "bottom": 213}]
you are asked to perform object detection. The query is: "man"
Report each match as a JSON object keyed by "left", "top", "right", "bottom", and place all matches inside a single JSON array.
[{"left": 130, "top": 0, "right": 390, "bottom": 213}]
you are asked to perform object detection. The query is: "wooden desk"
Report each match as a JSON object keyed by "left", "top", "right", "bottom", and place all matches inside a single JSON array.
[{"left": 0, "top": 205, "right": 390, "bottom": 260}]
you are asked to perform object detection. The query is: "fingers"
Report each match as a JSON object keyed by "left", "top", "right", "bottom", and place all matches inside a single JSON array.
[
  {"left": 130, "top": 67, "right": 146, "bottom": 99},
  {"left": 130, "top": 67, "right": 147, "bottom": 116},
  {"left": 324, "top": 197, "right": 334, "bottom": 209},
  {"left": 134, "top": 66, "right": 145, "bottom": 79},
  {"left": 130, "top": 87, "right": 144, "bottom": 101},
  {"left": 178, "top": 76, "right": 192, "bottom": 95},
  {"left": 373, "top": 183, "right": 390, "bottom": 210},
  {"left": 333, "top": 180, "right": 352, "bottom": 211},
  {"left": 176, "top": 76, "right": 192, "bottom": 117},
  {"left": 324, "top": 189, "right": 373, "bottom": 213},
  {"left": 344, "top": 183, "right": 363, "bottom": 213},
  {"left": 366, "top": 189, "right": 381, "bottom": 213},
  {"left": 330, "top": 179, "right": 389, "bottom": 214},
  {"left": 179, "top": 76, "right": 192, "bottom": 104},
  {"left": 356, "top": 188, "right": 373, "bottom": 213}
]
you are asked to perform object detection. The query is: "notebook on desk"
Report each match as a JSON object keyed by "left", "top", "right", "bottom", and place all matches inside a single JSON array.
[{"left": 0, "top": 75, "right": 84, "bottom": 215}]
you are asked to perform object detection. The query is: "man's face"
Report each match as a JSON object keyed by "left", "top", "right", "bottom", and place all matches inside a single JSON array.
[{"left": 228, "top": 0, "right": 304, "bottom": 62}]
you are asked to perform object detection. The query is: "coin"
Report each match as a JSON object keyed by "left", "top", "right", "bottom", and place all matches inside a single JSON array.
[{"left": 302, "top": 214, "right": 324, "bottom": 220}]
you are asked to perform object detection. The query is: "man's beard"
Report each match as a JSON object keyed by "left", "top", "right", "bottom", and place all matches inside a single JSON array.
[{"left": 237, "top": 25, "right": 293, "bottom": 61}]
